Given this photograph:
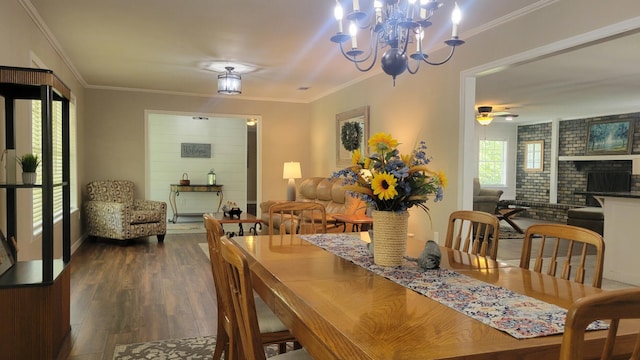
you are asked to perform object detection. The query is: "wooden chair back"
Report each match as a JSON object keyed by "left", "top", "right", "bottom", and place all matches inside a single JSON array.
[
  {"left": 444, "top": 210, "right": 500, "bottom": 260},
  {"left": 560, "top": 288, "right": 640, "bottom": 360},
  {"left": 268, "top": 201, "right": 327, "bottom": 236},
  {"left": 203, "top": 214, "right": 237, "bottom": 360},
  {"left": 520, "top": 223, "right": 605, "bottom": 288},
  {"left": 220, "top": 236, "right": 270, "bottom": 360}
]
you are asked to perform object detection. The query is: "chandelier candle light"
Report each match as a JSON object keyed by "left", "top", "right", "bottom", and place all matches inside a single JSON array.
[
  {"left": 332, "top": 132, "right": 446, "bottom": 266},
  {"left": 331, "top": 0, "right": 464, "bottom": 85}
]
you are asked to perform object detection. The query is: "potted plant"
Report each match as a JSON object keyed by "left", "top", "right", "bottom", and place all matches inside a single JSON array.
[{"left": 17, "top": 153, "right": 40, "bottom": 184}]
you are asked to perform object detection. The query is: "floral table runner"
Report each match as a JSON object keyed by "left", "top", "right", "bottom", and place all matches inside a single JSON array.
[{"left": 300, "top": 233, "right": 607, "bottom": 339}]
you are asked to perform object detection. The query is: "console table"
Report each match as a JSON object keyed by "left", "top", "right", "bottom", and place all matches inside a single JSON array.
[{"left": 169, "top": 184, "right": 223, "bottom": 223}]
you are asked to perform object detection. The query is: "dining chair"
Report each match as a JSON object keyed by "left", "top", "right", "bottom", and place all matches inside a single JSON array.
[
  {"left": 268, "top": 201, "right": 327, "bottom": 235},
  {"left": 203, "top": 214, "right": 296, "bottom": 359},
  {"left": 519, "top": 223, "right": 605, "bottom": 288},
  {"left": 444, "top": 210, "right": 500, "bottom": 260},
  {"left": 559, "top": 288, "right": 640, "bottom": 360},
  {"left": 219, "top": 236, "right": 312, "bottom": 360}
]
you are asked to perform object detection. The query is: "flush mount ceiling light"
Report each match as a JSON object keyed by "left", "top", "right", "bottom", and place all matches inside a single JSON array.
[
  {"left": 330, "top": 0, "right": 464, "bottom": 85},
  {"left": 204, "top": 62, "right": 257, "bottom": 96},
  {"left": 476, "top": 106, "right": 494, "bottom": 126},
  {"left": 217, "top": 66, "right": 242, "bottom": 95}
]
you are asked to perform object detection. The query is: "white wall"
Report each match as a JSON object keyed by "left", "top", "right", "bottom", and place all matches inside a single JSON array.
[{"left": 147, "top": 113, "right": 247, "bottom": 218}]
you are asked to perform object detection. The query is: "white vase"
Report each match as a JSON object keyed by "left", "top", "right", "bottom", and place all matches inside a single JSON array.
[{"left": 22, "top": 172, "right": 37, "bottom": 185}]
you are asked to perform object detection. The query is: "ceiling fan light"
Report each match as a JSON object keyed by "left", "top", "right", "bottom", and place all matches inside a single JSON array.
[
  {"left": 476, "top": 115, "right": 494, "bottom": 126},
  {"left": 217, "top": 66, "right": 242, "bottom": 95}
]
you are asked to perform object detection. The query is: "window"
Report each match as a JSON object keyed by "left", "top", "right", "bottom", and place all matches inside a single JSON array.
[
  {"left": 32, "top": 98, "right": 76, "bottom": 232},
  {"left": 478, "top": 139, "right": 507, "bottom": 186},
  {"left": 524, "top": 140, "right": 544, "bottom": 171}
]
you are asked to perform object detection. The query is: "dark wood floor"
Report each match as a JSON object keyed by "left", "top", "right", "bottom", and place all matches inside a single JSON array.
[{"left": 58, "top": 232, "right": 216, "bottom": 360}]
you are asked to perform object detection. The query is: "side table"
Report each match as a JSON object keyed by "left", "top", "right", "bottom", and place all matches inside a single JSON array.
[
  {"left": 496, "top": 202, "right": 529, "bottom": 233},
  {"left": 332, "top": 214, "right": 373, "bottom": 232},
  {"left": 212, "top": 212, "right": 263, "bottom": 237}
]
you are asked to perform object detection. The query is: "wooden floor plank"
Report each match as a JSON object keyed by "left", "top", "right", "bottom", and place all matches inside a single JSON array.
[{"left": 58, "top": 232, "right": 216, "bottom": 360}]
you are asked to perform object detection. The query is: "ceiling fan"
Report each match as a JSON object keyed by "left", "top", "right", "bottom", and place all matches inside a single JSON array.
[{"left": 476, "top": 106, "right": 519, "bottom": 125}]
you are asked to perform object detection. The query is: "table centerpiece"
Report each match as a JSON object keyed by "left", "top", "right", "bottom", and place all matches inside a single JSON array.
[{"left": 332, "top": 132, "right": 446, "bottom": 266}]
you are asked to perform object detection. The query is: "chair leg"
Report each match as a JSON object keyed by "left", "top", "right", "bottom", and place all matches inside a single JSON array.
[
  {"left": 157, "top": 234, "right": 165, "bottom": 242},
  {"left": 212, "top": 327, "right": 229, "bottom": 360}
]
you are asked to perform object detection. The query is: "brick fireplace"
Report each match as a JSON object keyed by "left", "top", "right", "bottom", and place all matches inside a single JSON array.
[{"left": 516, "top": 112, "right": 640, "bottom": 222}]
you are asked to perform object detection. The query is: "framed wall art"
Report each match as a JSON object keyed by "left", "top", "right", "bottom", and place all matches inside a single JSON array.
[
  {"left": 336, "top": 106, "right": 370, "bottom": 167},
  {"left": 586, "top": 119, "right": 634, "bottom": 155},
  {"left": 181, "top": 143, "right": 211, "bottom": 158}
]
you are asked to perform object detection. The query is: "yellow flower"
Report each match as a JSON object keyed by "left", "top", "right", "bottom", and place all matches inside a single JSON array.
[
  {"left": 368, "top": 132, "right": 398, "bottom": 153},
  {"left": 401, "top": 153, "right": 411, "bottom": 165},
  {"left": 371, "top": 172, "right": 398, "bottom": 200},
  {"left": 363, "top": 157, "right": 371, "bottom": 169},
  {"left": 351, "top": 148, "right": 362, "bottom": 165},
  {"left": 438, "top": 171, "right": 448, "bottom": 188}
]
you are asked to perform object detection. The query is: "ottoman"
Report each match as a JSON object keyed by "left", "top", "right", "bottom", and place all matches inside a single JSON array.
[{"left": 567, "top": 207, "right": 604, "bottom": 235}]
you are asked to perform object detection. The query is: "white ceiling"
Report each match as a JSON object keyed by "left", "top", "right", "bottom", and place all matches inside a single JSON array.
[{"left": 26, "top": 0, "right": 640, "bottom": 121}]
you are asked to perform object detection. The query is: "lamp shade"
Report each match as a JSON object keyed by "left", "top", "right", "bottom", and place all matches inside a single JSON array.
[
  {"left": 217, "top": 66, "right": 241, "bottom": 95},
  {"left": 283, "top": 162, "right": 302, "bottom": 179}
]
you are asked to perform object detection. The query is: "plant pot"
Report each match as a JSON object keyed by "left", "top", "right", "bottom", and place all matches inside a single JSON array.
[
  {"left": 22, "top": 172, "right": 37, "bottom": 185},
  {"left": 371, "top": 210, "right": 409, "bottom": 266}
]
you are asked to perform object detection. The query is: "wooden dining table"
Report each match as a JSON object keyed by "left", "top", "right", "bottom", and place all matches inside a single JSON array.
[{"left": 229, "top": 233, "right": 639, "bottom": 359}]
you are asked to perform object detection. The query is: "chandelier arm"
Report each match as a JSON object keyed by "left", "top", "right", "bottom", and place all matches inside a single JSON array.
[
  {"left": 421, "top": 46, "right": 457, "bottom": 66},
  {"left": 354, "top": 33, "right": 382, "bottom": 72},
  {"left": 338, "top": 43, "right": 370, "bottom": 64},
  {"left": 406, "top": 57, "right": 421, "bottom": 74}
]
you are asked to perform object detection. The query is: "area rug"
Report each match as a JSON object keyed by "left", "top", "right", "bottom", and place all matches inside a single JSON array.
[
  {"left": 113, "top": 335, "right": 285, "bottom": 359},
  {"left": 498, "top": 226, "right": 526, "bottom": 239}
]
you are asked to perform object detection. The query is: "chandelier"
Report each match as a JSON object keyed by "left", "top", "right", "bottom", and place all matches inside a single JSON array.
[
  {"left": 217, "top": 66, "right": 242, "bottom": 95},
  {"left": 330, "top": 0, "right": 464, "bottom": 85}
]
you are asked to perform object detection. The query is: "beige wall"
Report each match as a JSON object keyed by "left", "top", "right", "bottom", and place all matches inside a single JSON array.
[
  {"left": 310, "top": 0, "right": 640, "bottom": 241},
  {"left": 83, "top": 90, "right": 311, "bottom": 205},
  {"left": 3, "top": 0, "right": 640, "bottom": 255}
]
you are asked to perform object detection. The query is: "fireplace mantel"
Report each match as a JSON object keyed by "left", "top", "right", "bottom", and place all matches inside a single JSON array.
[{"left": 558, "top": 155, "right": 640, "bottom": 161}]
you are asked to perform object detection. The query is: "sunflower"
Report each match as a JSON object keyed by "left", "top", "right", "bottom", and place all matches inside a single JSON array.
[
  {"left": 371, "top": 172, "right": 398, "bottom": 200},
  {"left": 351, "top": 148, "right": 362, "bottom": 165},
  {"left": 368, "top": 132, "right": 398, "bottom": 153},
  {"left": 437, "top": 171, "right": 448, "bottom": 188}
]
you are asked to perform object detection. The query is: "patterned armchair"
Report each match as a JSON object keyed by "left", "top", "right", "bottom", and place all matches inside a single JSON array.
[{"left": 84, "top": 180, "right": 167, "bottom": 242}]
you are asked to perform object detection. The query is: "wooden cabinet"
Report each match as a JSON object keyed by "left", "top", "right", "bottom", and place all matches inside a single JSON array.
[{"left": 0, "top": 66, "right": 71, "bottom": 359}]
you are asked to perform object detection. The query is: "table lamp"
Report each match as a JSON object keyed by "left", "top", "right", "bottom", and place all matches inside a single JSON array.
[{"left": 283, "top": 161, "right": 301, "bottom": 201}]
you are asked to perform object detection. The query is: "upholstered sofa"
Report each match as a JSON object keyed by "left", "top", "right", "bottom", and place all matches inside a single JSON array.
[
  {"left": 260, "top": 177, "right": 366, "bottom": 234},
  {"left": 84, "top": 180, "right": 167, "bottom": 242},
  {"left": 473, "top": 178, "right": 503, "bottom": 214}
]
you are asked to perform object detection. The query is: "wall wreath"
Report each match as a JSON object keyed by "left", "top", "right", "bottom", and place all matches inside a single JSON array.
[{"left": 341, "top": 121, "right": 362, "bottom": 152}]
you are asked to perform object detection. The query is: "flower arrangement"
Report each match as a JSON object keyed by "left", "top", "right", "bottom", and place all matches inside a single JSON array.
[{"left": 331, "top": 132, "right": 446, "bottom": 213}]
